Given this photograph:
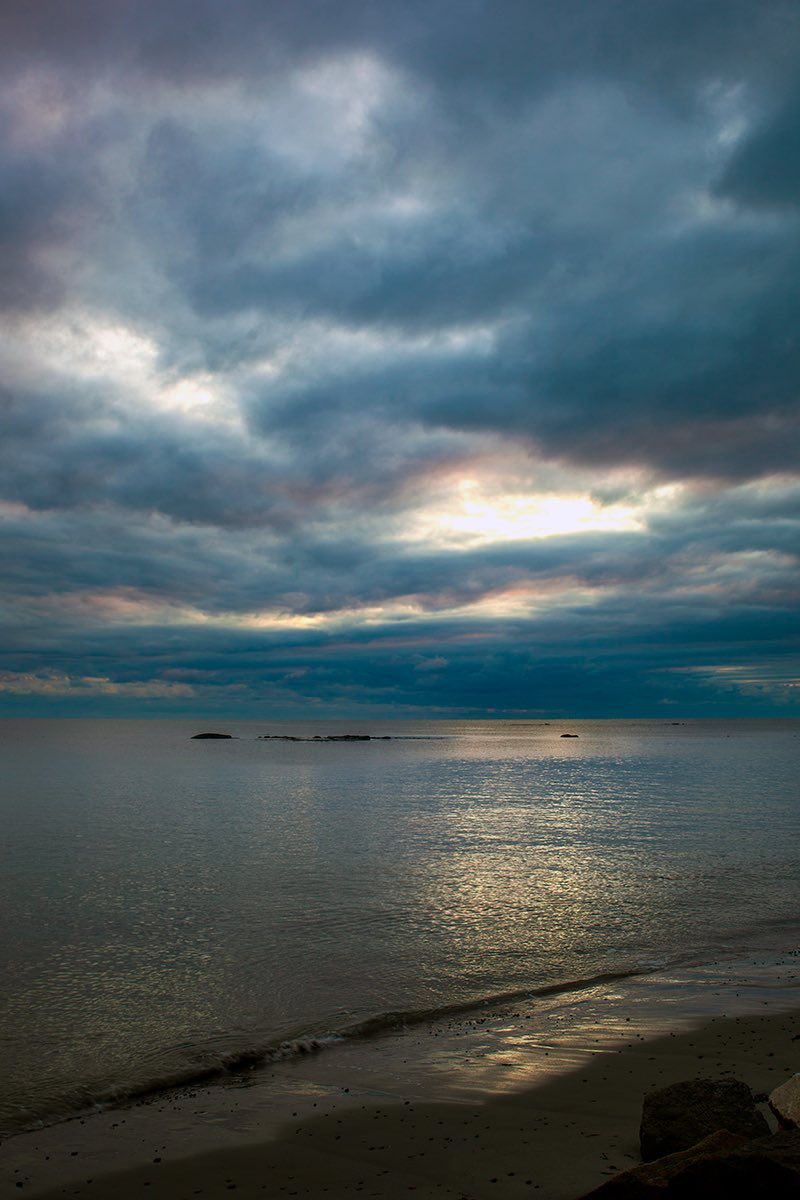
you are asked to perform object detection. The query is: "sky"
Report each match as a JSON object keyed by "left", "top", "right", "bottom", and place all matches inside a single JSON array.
[{"left": 1, "top": 0, "right": 799, "bottom": 719}]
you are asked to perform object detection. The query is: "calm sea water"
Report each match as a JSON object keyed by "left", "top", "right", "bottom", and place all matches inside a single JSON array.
[{"left": 1, "top": 717, "right": 798, "bottom": 1133}]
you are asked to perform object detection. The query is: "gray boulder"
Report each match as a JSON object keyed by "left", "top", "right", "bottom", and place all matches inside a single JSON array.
[
  {"left": 770, "top": 1073, "right": 800, "bottom": 1129},
  {"left": 579, "top": 1130, "right": 747, "bottom": 1197},
  {"left": 640, "top": 1078, "right": 769, "bottom": 1161},
  {"left": 580, "top": 1130, "right": 800, "bottom": 1199},
  {"left": 666, "top": 1129, "right": 800, "bottom": 1197}
]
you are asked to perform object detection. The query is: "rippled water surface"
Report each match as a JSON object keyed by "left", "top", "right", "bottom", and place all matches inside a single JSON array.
[{"left": 1, "top": 717, "right": 798, "bottom": 1131}]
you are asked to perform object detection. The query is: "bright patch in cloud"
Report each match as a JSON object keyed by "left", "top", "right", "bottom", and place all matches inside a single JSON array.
[
  {"left": 9, "top": 310, "right": 242, "bottom": 428},
  {"left": 663, "top": 662, "right": 800, "bottom": 703},
  {"left": 0, "top": 671, "right": 195, "bottom": 698},
  {"left": 51, "top": 316, "right": 159, "bottom": 382},
  {"left": 405, "top": 479, "right": 644, "bottom": 546},
  {"left": 158, "top": 373, "right": 234, "bottom": 419}
]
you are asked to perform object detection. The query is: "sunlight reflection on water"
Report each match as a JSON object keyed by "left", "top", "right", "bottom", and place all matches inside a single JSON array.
[{"left": 1, "top": 717, "right": 797, "bottom": 1129}]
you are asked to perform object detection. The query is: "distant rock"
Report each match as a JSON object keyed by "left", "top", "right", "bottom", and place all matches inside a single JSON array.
[
  {"left": 257, "top": 733, "right": 387, "bottom": 742},
  {"left": 191, "top": 732, "right": 234, "bottom": 739},
  {"left": 639, "top": 1078, "right": 770, "bottom": 1161},
  {"left": 560, "top": 733, "right": 579, "bottom": 738},
  {"left": 321, "top": 734, "right": 371, "bottom": 741},
  {"left": 771, "top": 1074, "right": 800, "bottom": 1129}
]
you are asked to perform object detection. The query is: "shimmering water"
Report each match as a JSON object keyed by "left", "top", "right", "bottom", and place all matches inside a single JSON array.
[{"left": 1, "top": 717, "right": 798, "bottom": 1132}]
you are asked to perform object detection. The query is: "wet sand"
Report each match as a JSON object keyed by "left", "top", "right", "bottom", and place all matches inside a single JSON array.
[{"left": 3, "top": 964, "right": 799, "bottom": 1200}]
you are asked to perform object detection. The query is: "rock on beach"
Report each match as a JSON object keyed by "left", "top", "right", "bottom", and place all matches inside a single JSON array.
[
  {"left": 639, "top": 1077, "right": 770, "bottom": 1161},
  {"left": 770, "top": 1074, "right": 800, "bottom": 1129}
]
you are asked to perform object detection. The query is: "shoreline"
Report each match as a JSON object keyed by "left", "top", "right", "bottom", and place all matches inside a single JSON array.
[
  {"left": 3, "top": 955, "right": 799, "bottom": 1198},
  {"left": 1, "top": 964, "right": 658, "bottom": 1142}
]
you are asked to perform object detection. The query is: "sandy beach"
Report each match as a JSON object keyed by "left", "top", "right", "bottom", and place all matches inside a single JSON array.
[{"left": 4, "top": 963, "right": 799, "bottom": 1200}]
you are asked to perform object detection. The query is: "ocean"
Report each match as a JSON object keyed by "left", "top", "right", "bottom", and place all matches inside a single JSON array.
[{"left": 2, "top": 717, "right": 798, "bottom": 1137}]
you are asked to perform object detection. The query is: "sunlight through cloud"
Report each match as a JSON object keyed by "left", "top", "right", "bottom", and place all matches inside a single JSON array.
[{"left": 404, "top": 479, "right": 644, "bottom": 547}]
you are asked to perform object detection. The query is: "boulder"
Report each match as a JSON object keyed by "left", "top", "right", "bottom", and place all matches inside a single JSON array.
[
  {"left": 770, "top": 1074, "right": 800, "bottom": 1129},
  {"left": 639, "top": 1078, "right": 769, "bottom": 1161},
  {"left": 579, "top": 1130, "right": 747, "bottom": 1197},
  {"left": 666, "top": 1129, "right": 800, "bottom": 1197},
  {"left": 579, "top": 1130, "right": 800, "bottom": 1199},
  {"left": 191, "top": 732, "right": 233, "bottom": 739}
]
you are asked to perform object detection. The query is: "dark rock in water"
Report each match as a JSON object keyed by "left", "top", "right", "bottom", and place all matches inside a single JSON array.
[
  {"left": 560, "top": 733, "right": 579, "bottom": 738},
  {"left": 257, "top": 733, "right": 375, "bottom": 742},
  {"left": 640, "top": 1078, "right": 769, "bottom": 1162},
  {"left": 191, "top": 732, "right": 234, "bottom": 739},
  {"left": 311, "top": 734, "right": 370, "bottom": 741}
]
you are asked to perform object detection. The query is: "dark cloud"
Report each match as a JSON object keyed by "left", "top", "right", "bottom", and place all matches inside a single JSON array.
[
  {"left": 717, "top": 90, "right": 800, "bottom": 210},
  {"left": 0, "top": 150, "right": 81, "bottom": 312},
  {"left": 0, "top": 0, "right": 798, "bottom": 716},
  {"left": 5, "top": 1, "right": 800, "bottom": 102},
  {"left": 2, "top": 576, "right": 796, "bottom": 718}
]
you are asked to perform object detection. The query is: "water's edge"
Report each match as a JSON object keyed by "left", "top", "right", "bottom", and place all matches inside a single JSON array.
[{"left": 3, "top": 965, "right": 658, "bottom": 1137}]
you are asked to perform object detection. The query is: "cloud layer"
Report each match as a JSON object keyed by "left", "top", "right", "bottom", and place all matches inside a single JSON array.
[{"left": 1, "top": 0, "right": 798, "bottom": 716}]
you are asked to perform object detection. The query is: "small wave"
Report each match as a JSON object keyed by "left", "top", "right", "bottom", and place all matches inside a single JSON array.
[
  {"left": 337, "top": 967, "right": 655, "bottom": 1038},
  {"left": 2, "top": 965, "right": 652, "bottom": 1137}
]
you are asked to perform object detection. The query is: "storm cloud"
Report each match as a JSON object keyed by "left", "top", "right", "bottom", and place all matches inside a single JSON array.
[{"left": 1, "top": 0, "right": 798, "bottom": 716}]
